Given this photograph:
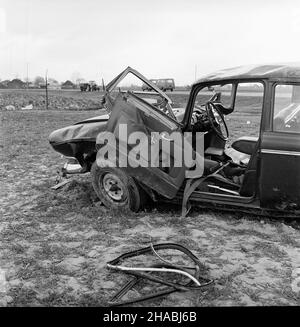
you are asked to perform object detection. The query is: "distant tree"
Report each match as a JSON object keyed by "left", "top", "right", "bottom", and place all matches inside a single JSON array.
[
  {"left": 34, "top": 76, "right": 45, "bottom": 86},
  {"left": 7, "top": 79, "right": 26, "bottom": 89}
]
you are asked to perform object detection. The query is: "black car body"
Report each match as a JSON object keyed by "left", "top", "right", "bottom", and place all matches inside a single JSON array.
[{"left": 49, "top": 65, "right": 300, "bottom": 216}]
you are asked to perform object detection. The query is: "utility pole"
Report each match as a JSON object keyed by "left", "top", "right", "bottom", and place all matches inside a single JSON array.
[
  {"left": 26, "top": 62, "right": 29, "bottom": 90},
  {"left": 45, "top": 69, "right": 49, "bottom": 110}
]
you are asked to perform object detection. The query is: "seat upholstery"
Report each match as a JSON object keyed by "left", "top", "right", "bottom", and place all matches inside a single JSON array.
[
  {"left": 231, "top": 136, "right": 258, "bottom": 155},
  {"left": 205, "top": 146, "right": 224, "bottom": 157}
]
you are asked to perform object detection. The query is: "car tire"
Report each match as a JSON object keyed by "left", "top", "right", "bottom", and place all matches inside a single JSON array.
[{"left": 91, "top": 162, "right": 144, "bottom": 212}]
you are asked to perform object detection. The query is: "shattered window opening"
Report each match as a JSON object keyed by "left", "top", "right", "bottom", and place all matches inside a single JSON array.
[{"left": 273, "top": 84, "right": 300, "bottom": 134}]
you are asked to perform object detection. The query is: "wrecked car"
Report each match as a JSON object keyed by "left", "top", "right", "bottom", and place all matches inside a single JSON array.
[{"left": 49, "top": 65, "right": 300, "bottom": 217}]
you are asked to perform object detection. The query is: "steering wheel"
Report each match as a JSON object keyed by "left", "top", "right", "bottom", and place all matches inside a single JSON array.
[{"left": 205, "top": 101, "right": 229, "bottom": 141}]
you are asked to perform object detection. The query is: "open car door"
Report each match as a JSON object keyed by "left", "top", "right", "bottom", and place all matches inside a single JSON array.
[
  {"left": 97, "top": 91, "right": 189, "bottom": 199},
  {"left": 102, "top": 66, "right": 176, "bottom": 119}
]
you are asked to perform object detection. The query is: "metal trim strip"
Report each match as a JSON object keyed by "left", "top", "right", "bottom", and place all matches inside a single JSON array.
[{"left": 261, "top": 149, "right": 300, "bottom": 156}]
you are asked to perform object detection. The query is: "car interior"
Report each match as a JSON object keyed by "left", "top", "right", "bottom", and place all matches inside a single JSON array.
[
  {"left": 129, "top": 86, "right": 260, "bottom": 198},
  {"left": 186, "top": 88, "right": 260, "bottom": 198}
]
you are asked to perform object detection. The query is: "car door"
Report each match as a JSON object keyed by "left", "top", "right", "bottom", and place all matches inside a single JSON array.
[
  {"left": 259, "top": 83, "right": 300, "bottom": 209},
  {"left": 97, "top": 92, "right": 202, "bottom": 199}
]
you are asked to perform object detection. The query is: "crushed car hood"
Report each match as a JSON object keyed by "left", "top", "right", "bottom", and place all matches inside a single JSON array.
[
  {"left": 48, "top": 107, "right": 185, "bottom": 147},
  {"left": 75, "top": 113, "right": 109, "bottom": 124},
  {"left": 49, "top": 113, "right": 109, "bottom": 146}
]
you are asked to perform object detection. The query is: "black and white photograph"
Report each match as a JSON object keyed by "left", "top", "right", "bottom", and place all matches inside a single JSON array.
[{"left": 0, "top": 0, "right": 299, "bottom": 312}]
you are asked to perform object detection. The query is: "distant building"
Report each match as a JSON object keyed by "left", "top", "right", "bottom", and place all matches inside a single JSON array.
[
  {"left": 39, "top": 80, "right": 61, "bottom": 90},
  {"left": 27, "top": 82, "right": 36, "bottom": 89},
  {"left": 61, "top": 80, "right": 76, "bottom": 89},
  {"left": 48, "top": 80, "right": 61, "bottom": 90}
]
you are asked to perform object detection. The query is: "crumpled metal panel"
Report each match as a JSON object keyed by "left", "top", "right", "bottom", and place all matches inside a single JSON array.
[
  {"left": 97, "top": 93, "right": 187, "bottom": 199},
  {"left": 49, "top": 119, "right": 107, "bottom": 146}
]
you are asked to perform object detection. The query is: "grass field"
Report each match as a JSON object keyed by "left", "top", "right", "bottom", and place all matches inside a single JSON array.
[{"left": 0, "top": 91, "right": 299, "bottom": 306}]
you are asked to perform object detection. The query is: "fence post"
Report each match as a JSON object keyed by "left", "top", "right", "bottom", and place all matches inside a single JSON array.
[{"left": 45, "top": 69, "right": 49, "bottom": 110}]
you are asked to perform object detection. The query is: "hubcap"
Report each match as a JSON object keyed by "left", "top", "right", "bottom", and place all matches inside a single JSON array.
[{"left": 102, "top": 173, "right": 125, "bottom": 201}]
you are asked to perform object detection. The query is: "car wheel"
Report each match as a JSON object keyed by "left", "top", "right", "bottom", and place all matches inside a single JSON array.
[{"left": 91, "top": 162, "right": 143, "bottom": 212}]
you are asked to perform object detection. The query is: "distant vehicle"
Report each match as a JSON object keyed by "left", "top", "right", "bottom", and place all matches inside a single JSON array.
[
  {"left": 80, "top": 83, "right": 91, "bottom": 92},
  {"left": 142, "top": 78, "right": 175, "bottom": 92},
  {"left": 156, "top": 78, "right": 175, "bottom": 92},
  {"left": 80, "top": 82, "right": 100, "bottom": 92}
]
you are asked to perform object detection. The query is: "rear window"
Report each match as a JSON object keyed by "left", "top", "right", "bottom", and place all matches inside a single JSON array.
[{"left": 273, "top": 84, "right": 300, "bottom": 134}]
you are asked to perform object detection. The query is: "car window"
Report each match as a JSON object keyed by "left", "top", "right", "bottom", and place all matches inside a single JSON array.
[
  {"left": 192, "top": 82, "right": 264, "bottom": 142},
  {"left": 193, "top": 84, "right": 233, "bottom": 111},
  {"left": 273, "top": 84, "right": 300, "bottom": 134},
  {"left": 126, "top": 93, "right": 179, "bottom": 131},
  {"left": 227, "top": 82, "right": 264, "bottom": 142}
]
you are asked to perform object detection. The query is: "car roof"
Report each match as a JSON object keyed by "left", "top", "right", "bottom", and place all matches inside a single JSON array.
[{"left": 193, "top": 63, "right": 300, "bottom": 85}]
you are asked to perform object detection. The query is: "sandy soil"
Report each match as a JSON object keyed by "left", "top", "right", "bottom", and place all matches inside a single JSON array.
[{"left": 0, "top": 106, "right": 299, "bottom": 306}]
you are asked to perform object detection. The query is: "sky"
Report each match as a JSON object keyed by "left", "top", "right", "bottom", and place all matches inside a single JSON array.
[{"left": 1, "top": 0, "right": 300, "bottom": 85}]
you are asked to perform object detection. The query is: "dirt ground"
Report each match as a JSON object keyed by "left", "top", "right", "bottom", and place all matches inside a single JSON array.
[
  {"left": 0, "top": 97, "right": 300, "bottom": 306},
  {"left": 0, "top": 89, "right": 104, "bottom": 111}
]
